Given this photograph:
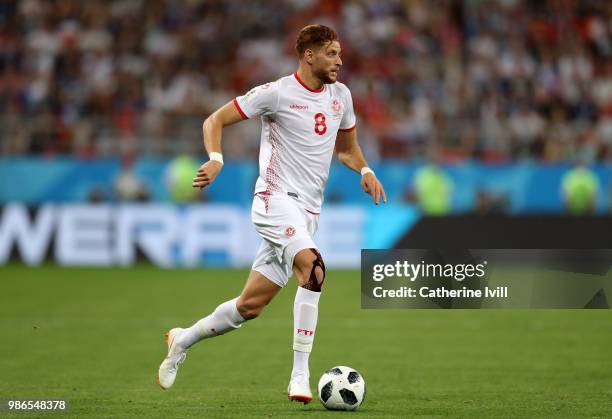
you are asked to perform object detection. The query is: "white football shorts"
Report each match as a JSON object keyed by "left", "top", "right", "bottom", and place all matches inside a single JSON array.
[{"left": 251, "top": 193, "right": 319, "bottom": 287}]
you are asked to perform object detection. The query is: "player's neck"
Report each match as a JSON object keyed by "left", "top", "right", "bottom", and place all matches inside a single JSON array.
[{"left": 296, "top": 67, "right": 324, "bottom": 91}]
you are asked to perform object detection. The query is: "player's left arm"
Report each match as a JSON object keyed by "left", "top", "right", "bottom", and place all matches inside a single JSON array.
[{"left": 335, "top": 128, "right": 387, "bottom": 205}]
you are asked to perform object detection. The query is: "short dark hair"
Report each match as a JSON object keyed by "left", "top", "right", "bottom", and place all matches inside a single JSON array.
[{"left": 295, "top": 25, "right": 338, "bottom": 57}]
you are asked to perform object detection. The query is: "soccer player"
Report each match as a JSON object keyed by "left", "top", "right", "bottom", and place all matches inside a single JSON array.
[{"left": 158, "top": 24, "right": 386, "bottom": 403}]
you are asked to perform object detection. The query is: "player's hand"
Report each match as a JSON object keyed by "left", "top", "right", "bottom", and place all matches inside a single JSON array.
[
  {"left": 361, "top": 173, "right": 387, "bottom": 205},
  {"left": 192, "top": 160, "right": 222, "bottom": 189}
]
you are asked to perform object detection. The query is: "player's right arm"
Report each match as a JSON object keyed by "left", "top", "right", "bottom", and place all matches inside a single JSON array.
[
  {"left": 192, "top": 101, "right": 245, "bottom": 189},
  {"left": 193, "top": 82, "right": 279, "bottom": 190}
]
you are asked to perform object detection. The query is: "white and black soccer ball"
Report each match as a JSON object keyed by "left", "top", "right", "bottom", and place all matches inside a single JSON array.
[{"left": 317, "top": 366, "right": 366, "bottom": 411}]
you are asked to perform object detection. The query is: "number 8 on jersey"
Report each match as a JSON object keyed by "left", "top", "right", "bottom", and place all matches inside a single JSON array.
[{"left": 314, "top": 113, "right": 327, "bottom": 135}]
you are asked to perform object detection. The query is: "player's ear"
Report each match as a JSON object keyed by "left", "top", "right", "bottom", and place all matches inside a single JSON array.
[{"left": 304, "top": 49, "right": 314, "bottom": 64}]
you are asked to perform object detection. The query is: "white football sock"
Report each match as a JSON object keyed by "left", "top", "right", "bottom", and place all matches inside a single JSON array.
[
  {"left": 176, "top": 297, "right": 245, "bottom": 349},
  {"left": 292, "top": 287, "right": 321, "bottom": 378},
  {"left": 293, "top": 351, "right": 309, "bottom": 377}
]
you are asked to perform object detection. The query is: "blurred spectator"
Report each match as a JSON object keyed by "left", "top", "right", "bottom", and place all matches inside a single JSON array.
[
  {"left": 0, "top": 0, "right": 610, "bottom": 162},
  {"left": 561, "top": 164, "right": 600, "bottom": 214},
  {"left": 474, "top": 190, "right": 509, "bottom": 215},
  {"left": 412, "top": 157, "right": 454, "bottom": 215},
  {"left": 114, "top": 155, "right": 150, "bottom": 201},
  {"left": 164, "top": 155, "right": 202, "bottom": 203},
  {"left": 87, "top": 186, "right": 107, "bottom": 203}
]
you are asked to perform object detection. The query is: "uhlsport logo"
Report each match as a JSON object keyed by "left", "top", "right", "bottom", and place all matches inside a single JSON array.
[{"left": 290, "top": 104, "right": 308, "bottom": 110}]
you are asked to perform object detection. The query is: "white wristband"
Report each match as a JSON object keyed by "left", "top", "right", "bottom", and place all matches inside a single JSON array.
[
  {"left": 209, "top": 152, "right": 224, "bottom": 165},
  {"left": 360, "top": 167, "right": 374, "bottom": 176}
]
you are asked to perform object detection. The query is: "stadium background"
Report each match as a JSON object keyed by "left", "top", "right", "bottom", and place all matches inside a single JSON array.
[{"left": 1, "top": 0, "right": 611, "bottom": 417}]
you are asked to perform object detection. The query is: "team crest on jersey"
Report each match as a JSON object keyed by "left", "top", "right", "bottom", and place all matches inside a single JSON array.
[
  {"left": 285, "top": 226, "right": 296, "bottom": 237},
  {"left": 330, "top": 98, "right": 342, "bottom": 118},
  {"left": 332, "top": 99, "right": 341, "bottom": 112}
]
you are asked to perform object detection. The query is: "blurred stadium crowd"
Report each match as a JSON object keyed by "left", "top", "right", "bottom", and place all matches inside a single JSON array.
[{"left": 0, "top": 0, "right": 611, "bottom": 162}]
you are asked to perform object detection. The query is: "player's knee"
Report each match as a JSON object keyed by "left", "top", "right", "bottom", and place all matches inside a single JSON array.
[
  {"left": 313, "top": 264, "right": 324, "bottom": 284},
  {"left": 236, "top": 297, "right": 264, "bottom": 320},
  {"left": 298, "top": 248, "right": 326, "bottom": 292}
]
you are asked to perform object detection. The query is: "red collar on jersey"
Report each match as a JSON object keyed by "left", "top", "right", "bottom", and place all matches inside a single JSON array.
[{"left": 294, "top": 72, "right": 325, "bottom": 93}]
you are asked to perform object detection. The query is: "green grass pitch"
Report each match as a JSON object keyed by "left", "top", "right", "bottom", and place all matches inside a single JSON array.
[{"left": 1, "top": 265, "right": 611, "bottom": 418}]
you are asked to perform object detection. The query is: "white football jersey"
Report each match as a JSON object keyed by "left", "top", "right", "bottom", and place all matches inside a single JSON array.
[{"left": 233, "top": 72, "right": 356, "bottom": 213}]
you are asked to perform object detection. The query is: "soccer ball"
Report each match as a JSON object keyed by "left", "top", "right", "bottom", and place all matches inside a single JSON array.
[{"left": 317, "top": 366, "right": 366, "bottom": 411}]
